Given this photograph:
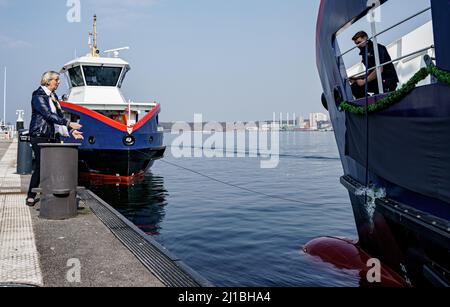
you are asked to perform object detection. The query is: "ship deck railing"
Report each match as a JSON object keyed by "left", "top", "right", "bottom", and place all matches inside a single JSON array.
[
  {"left": 338, "top": 6, "right": 431, "bottom": 59},
  {"left": 337, "top": 5, "right": 433, "bottom": 95},
  {"left": 347, "top": 45, "right": 435, "bottom": 81}
]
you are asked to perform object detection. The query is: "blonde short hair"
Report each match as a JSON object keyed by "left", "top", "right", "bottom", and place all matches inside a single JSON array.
[{"left": 40, "top": 71, "right": 60, "bottom": 86}]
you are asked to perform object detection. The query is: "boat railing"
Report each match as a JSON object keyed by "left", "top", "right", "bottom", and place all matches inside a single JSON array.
[
  {"left": 338, "top": 6, "right": 431, "bottom": 59},
  {"left": 347, "top": 45, "right": 435, "bottom": 80},
  {"left": 130, "top": 101, "right": 159, "bottom": 107},
  {"left": 337, "top": 5, "right": 433, "bottom": 94}
]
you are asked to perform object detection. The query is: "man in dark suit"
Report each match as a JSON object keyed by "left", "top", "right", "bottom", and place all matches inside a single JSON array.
[
  {"left": 350, "top": 31, "right": 399, "bottom": 99},
  {"left": 26, "top": 71, "right": 84, "bottom": 207}
]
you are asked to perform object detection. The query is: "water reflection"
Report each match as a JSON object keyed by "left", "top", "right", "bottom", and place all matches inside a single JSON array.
[{"left": 85, "top": 173, "right": 168, "bottom": 236}]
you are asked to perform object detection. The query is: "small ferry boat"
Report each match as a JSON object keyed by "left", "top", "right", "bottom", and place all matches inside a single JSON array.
[
  {"left": 59, "top": 15, "right": 165, "bottom": 182},
  {"left": 311, "top": 0, "right": 449, "bottom": 287}
]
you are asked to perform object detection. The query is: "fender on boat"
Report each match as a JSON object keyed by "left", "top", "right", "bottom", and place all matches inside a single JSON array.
[{"left": 304, "top": 237, "right": 408, "bottom": 287}]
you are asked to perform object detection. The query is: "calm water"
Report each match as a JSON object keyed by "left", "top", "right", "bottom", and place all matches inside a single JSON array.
[{"left": 89, "top": 132, "right": 360, "bottom": 287}]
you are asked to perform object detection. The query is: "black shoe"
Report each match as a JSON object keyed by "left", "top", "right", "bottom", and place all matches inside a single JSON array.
[{"left": 26, "top": 198, "right": 37, "bottom": 207}]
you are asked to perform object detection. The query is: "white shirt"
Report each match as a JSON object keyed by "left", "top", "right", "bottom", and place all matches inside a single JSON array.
[{"left": 41, "top": 86, "right": 69, "bottom": 137}]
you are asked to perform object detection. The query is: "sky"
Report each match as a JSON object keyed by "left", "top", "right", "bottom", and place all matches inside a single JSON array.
[{"left": 0, "top": 0, "right": 432, "bottom": 124}]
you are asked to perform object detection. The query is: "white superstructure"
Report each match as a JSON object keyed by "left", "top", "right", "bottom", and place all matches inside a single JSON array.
[{"left": 60, "top": 15, "right": 157, "bottom": 123}]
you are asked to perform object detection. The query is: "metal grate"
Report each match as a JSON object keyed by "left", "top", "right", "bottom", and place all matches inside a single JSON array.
[
  {"left": 82, "top": 190, "right": 213, "bottom": 287},
  {"left": 0, "top": 194, "right": 43, "bottom": 287},
  {"left": 0, "top": 141, "right": 42, "bottom": 287}
]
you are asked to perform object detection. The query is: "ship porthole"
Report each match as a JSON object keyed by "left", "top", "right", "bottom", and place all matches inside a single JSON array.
[
  {"left": 88, "top": 136, "right": 96, "bottom": 145},
  {"left": 123, "top": 135, "right": 136, "bottom": 146},
  {"left": 149, "top": 136, "right": 154, "bottom": 144}
]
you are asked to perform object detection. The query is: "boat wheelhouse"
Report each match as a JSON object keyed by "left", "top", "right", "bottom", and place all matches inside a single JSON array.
[{"left": 59, "top": 15, "right": 165, "bottom": 183}]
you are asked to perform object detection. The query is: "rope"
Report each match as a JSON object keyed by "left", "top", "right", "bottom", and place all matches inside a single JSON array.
[
  {"left": 135, "top": 149, "right": 322, "bottom": 206},
  {"left": 166, "top": 145, "right": 339, "bottom": 161},
  {"left": 363, "top": 43, "right": 370, "bottom": 204},
  {"left": 158, "top": 159, "right": 320, "bottom": 206}
]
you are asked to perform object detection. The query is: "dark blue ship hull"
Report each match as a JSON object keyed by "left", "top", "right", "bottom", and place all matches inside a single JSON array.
[
  {"left": 61, "top": 102, "right": 165, "bottom": 177},
  {"left": 78, "top": 147, "right": 165, "bottom": 176},
  {"left": 315, "top": 0, "right": 450, "bottom": 286}
]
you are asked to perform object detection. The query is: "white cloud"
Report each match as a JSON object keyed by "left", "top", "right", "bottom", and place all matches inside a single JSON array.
[{"left": 0, "top": 34, "right": 31, "bottom": 49}]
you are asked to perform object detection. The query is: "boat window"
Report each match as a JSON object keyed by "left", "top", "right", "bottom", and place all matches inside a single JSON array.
[
  {"left": 334, "top": 0, "right": 434, "bottom": 99},
  {"left": 82, "top": 66, "right": 122, "bottom": 86},
  {"left": 68, "top": 66, "right": 85, "bottom": 87},
  {"left": 117, "top": 66, "right": 130, "bottom": 88}
]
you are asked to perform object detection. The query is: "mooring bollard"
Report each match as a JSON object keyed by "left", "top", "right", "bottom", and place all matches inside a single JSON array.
[
  {"left": 33, "top": 143, "right": 84, "bottom": 220},
  {"left": 17, "top": 129, "right": 33, "bottom": 175}
]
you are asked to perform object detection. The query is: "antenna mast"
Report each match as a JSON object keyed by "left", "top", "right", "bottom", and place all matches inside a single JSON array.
[{"left": 90, "top": 15, "right": 99, "bottom": 57}]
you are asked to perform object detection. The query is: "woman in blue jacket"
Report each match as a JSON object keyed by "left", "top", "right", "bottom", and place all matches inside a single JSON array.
[{"left": 26, "top": 71, "right": 84, "bottom": 207}]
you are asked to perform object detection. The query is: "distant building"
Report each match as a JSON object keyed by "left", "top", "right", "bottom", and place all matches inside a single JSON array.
[
  {"left": 261, "top": 122, "right": 281, "bottom": 131},
  {"left": 303, "top": 120, "right": 311, "bottom": 130},
  {"left": 309, "top": 113, "right": 328, "bottom": 130},
  {"left": 317, "top": 120, "right": 333, "bottom": 131},
  {"left": 296, "top": 116, "right": 304, "bottom": 128}
]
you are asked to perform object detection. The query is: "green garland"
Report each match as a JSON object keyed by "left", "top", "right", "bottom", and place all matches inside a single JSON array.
[{"left": 339, "top": 65, "right": 450, "bottom": 115}]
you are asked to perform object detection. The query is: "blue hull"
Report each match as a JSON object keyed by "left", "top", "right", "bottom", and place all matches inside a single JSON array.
[{"left": 61, "top": 103, "right": 165, "bottom": 176}]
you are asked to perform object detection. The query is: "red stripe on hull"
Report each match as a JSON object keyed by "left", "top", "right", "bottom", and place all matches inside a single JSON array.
[
  {"left": 80, "top": 171, "right": 145, "bottom": 186},
  {"left": 60, "top": 101, "right": 160, "bottom": 133}
]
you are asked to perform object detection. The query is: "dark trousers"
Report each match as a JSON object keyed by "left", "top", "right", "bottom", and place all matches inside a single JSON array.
[
  {"left": 351, "top": 79, "right": 398, "bottom": 99},
  {"left": 27, "top": 137, "right": 58, "bottom": 199}
]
